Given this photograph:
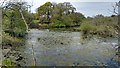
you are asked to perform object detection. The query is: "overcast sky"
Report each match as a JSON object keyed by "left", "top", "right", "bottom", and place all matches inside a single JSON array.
[{"left": 0, "top": 0, "right": 119, "bottom": 17}]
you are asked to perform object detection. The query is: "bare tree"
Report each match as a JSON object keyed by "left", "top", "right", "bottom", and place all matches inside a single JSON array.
[{"left": 112, "top": 1, "right": 120, "bottom": 15}]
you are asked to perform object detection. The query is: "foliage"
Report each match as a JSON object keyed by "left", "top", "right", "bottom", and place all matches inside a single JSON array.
[
  {"left": 80, "top": 22, "right": 96, "bottom": 31},
  {"left": 37, "top": 2, "right": 53, "bottom": 23},
  {"left": 68, "top": 12, "right": 85, "bottom": 25},
  {"left": 2, "top": 2, "right": 32, "bottom": 37},
  {"left": 2, "top": 2, "right": 31, "bottom": 48},
  {"left": 2, "top": 58, "right": 14, "bottom": 67},
  {"left": 3, "top": 3, "right": 23, "bottom": 31},
  {"left": 36, "top": 2, "right": 85, "bottom": 27},
  {"left": 80, "top": 15, "right": 118, "bottom": 37},
  {"left": 2, "top": 32, "right": 25, "bottom": 43},
  {"left": 32, "top": 20, "right": 40, "bottom": 23},
  {"left": 50, "top": 21, "right": 65, "bottom": 28}
]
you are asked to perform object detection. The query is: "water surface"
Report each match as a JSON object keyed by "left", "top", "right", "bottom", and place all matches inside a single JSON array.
[{"left": 4, "top": 29, "right": 119, "bottom": 66}]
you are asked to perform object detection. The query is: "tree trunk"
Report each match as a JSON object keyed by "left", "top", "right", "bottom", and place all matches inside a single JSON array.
[{"left": 19, "top": 9, "right": 29, "bottom": 32}]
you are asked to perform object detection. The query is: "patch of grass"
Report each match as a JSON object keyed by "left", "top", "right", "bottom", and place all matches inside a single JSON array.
[
  {"left": 2, "top": 58, "right": 14, "bottom": 67},
  {"left": 50, "top": 22, "right": 66, "bottom": 28},
  {"left": 32, "top": 20, "right": 40, "bottom": 23},
  {"left": 2, "top": 32, "right": 25, "bottom": 43},
  {"left": 80, "top": 22, "right": 96, "bottom": 32},
  {"left": 2, "top": 32, "right": 25, "bottom": 47}
]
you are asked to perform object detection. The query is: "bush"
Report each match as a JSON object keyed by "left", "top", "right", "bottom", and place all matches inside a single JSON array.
[
  {"left": 2, "top": 32, "right": 25, "bottom": 47},
  {"left": 80, "top": 22, "right": 96, "bottom": 31},
  {"left": 2, "top": 58, "right": 14, "bottom": 66},
  {"left": 50, "top": 19, "right": 65, "bottom": 28},
  {"left": 32, "top": 20, "right": 40, "bottom": 23},
  {"left": 80, "top": 15, "right": 118, "bottom": 37}
]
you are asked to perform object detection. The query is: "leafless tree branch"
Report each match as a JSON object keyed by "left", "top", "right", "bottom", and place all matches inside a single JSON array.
[
  {"left": 112, "top": 4, "right": 118, "bottom": 14},
  {"left": 109, "top": 1, "right": 120, "bottom": 15}
]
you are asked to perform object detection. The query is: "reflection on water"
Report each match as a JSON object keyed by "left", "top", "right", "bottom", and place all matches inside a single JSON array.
[{"left": 4, "top": 29, "right": 119, "bottom": 66}]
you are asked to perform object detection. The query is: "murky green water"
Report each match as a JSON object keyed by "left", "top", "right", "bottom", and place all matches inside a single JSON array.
[{"left": 3, "top": 29, "right": 119, "bottom": 66}]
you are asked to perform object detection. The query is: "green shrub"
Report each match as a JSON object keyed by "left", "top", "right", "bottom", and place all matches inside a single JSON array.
[
  {"left": 50, "top": 19, "right": 66, "bottom": 28},
  {"left": 2, "top": 58, "right": 14, "bottom": 66},
  {"left": 80, "top": 22, "right": 96, "bottom": 31},
  {"left": 2, "top": 32, "right": 25, "bottom": 46},
  {"left": 32, "top": 20, "right": 40, "bottom": 23}
]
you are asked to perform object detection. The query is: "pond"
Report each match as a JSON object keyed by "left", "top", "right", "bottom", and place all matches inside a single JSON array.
[{"left": 2, "top": 29, "right": 119, "bottom": 67}]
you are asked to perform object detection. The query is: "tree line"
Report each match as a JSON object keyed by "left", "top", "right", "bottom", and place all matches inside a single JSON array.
[
  {"left": 2, "top": 1, "right": 119, "bottom": 39},
  {"left": 32, "top": 2, "right": 85, "bottom": 28}
]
